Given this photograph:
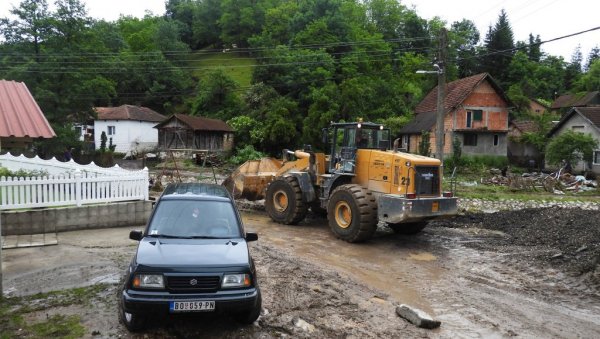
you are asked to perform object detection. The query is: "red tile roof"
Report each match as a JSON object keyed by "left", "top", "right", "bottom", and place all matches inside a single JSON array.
[
  {"left": 156, "top": 114, "right": 233, "bottom": 132},
  {"left": 95, "top": 105, "right": 166, "bottom": 122},
  {"left": 0, "top": 80, "right": 55, "bottom": 138},
  {"left": 415, "top": 73, "right": 509, "bottom": 114},
  {"left": 511, "top": 120, "right": 539, "bottom": 133}
]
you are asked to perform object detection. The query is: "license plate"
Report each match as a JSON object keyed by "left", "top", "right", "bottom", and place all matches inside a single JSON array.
[
  {"left": 432, "top": 201, "right": 439, "bottom": 212},
  {"left": 170, "top": 301, "right": 215, "bottom": 312}
]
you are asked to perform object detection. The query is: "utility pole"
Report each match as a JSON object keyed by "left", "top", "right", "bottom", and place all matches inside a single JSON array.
[{"left": 435, "top": 28, "right": 447, "bottom": 163}]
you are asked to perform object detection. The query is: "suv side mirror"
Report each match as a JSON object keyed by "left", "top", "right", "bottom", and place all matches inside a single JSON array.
[
  {"left": 245, "top": 232, "right": 258, "bottom": 242},
  {"left": 129, "top": 230, "right": 143, "bottom": 241}
]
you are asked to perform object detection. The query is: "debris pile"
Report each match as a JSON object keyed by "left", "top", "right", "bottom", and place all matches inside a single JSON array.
[{"left": 480, "top": 169, "right": 598, "bottom": 194}]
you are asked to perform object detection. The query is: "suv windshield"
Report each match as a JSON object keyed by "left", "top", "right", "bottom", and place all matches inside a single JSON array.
[{"left": 147, "top": 200, "right": 241, "bottom": 238}]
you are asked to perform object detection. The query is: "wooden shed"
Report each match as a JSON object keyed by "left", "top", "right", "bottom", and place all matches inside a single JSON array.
[{"left": 155, "top": 114, "right": 234, "bottom": 151}]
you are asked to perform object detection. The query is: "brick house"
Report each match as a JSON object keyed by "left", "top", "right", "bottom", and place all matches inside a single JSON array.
[
  {"left": 528, "top": 98, "right": 550, "bottom": 115},
  {"left": 399, "top": 73, "right": 511, "bottom": 158}
]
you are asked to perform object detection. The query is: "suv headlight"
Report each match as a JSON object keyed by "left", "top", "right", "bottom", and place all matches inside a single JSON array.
[
  {"left": 221, "top": 274, "right": 251, "bottom": 288},
  {"left": 133, "top": 274, "right": 164, "bottom": 289}
]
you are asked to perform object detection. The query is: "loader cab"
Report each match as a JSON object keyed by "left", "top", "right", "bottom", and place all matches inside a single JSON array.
[{"left": 327, "top": 121, "right": 390, "bottom": 173}]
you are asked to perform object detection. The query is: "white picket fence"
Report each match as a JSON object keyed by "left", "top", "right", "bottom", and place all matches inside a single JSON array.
[{"left": 0, "top": 153, "right": 149, "bottom": 210}]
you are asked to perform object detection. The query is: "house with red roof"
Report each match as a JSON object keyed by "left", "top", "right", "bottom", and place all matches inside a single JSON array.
[
  {"left": 94, "top": 105, "right": 166, "bottom": 154},
  {"left": 154, "top": 114, "right": 234, "bottom": 152},
  {"left": 399, "top": 73, "right": 511, "bottom": 158},
  {"left": 0, "top": 80, "right": 55, "bottom": 151}
]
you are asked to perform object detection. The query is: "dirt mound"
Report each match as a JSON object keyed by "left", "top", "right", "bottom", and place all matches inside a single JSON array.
[{"left": 433, "top": 208, "right": 600, "bottom": 280}]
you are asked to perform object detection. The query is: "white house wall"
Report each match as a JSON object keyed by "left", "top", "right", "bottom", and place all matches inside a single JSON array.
[
  {"left": 551, "top": 114, "right": 600, "bottom": 174},
  {"left": 94, "top": 120, "right": 159, "bottom": 153}
]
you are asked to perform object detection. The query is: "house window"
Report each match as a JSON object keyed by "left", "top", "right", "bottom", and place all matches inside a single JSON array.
[
  {"left": 464, "top": 133, "right": 477, "bottom": 146},
  {"left": 572, "top": 125, "right": 584, "bottom": 133},
  {"left": 493, "top": 134, "right": 499, "bottom": 146},
  {"left": 108, "top": 126, "right": 116, "bottom": 135},
  {"left": 594, "top": 150, "right": 600, "bottom": 165},
  {"left": 466, "top": 110, "right": 482, "bottom": 128}
]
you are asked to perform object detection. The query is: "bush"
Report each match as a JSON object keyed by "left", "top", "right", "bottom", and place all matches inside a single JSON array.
[
  {"left": 228, "top": 145, "right": 266, "bottom": 165},
  {"left": 0, "top": 167, "right": 49, "bottom": 177},
  {"left": 445, "top": 155, "right": 508, "bottom": 175}
]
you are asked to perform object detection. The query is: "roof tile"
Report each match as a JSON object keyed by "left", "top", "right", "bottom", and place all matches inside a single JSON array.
[{"left": 95, "top": 105, "right": 166, "bottom": 122}]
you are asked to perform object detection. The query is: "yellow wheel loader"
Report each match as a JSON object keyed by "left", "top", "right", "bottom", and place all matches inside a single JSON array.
[{"left": 223, "top": 121, "right": 458, "bottom": 242}]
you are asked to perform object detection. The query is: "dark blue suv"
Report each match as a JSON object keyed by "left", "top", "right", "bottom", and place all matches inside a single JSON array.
[{"left": 119, "top": 183, "right": 261, "bottom": 331}]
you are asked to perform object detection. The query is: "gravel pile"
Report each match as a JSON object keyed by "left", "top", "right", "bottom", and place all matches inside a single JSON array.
[{"left": 433, "top": 208, "right": 600, "bottom": 278}]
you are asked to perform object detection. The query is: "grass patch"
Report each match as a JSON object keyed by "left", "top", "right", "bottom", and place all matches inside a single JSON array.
[
  {"left": 0, "top": 284, "right": 110, "bottom": 338},
  {"left": 29, "top": 315, "right": 85, "bottom": 339},
  {"left": 189, "top": 50, "right": 255, "bottom": 87}
]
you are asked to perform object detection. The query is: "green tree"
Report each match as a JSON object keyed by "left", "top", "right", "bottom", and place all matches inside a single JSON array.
[
  {"left": 191, "top": 0, "right": 221, "bottom": 48},
  {"left": 481, "top": 10, "right": 514, "bottom": 87},
  {"left": 0, "top": 0, "right": 50, "bottom": 60},
  {"left": 527, "top": 33, "right": 542, "bottom": 62},
  {"left": 449, "top": 19, "right": 480, "bottom": 78},
  {"left": 191, "top": 69, "right": 242, "bottom": 121},
  {"left": 564, "top": 45, "right": 583, "bottom": 90},
  {"left": 518, "top": 112, "right": 558, "bottom": 163},
  {"left": 575, "top": 59, "right": 600, "bottom": 92},
  {"left": 545, "top": 130, "right": 598, "bottom": 166},
  {"left": 585, "top": 45, "right": 599, "bottom": 71}
]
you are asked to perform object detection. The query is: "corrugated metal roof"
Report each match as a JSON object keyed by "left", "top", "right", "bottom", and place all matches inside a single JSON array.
[
  {"left": 0, "top": 80, "right": 56, "bottom": 138},
  {"left": 156, "top": 114, "right": 234, "bottom": 132},
  {"left": 95, "top": 105, "right": 166, "bottom": 122}
]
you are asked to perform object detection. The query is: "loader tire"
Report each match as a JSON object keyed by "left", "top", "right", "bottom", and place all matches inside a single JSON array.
[
  {"left": 387, "top": 221, "right": 427, "bottom": 235},
  {"left": 265, "top": 176, "right": 308, "bottom": 225},
  {"left": 327, "top": 184, "right": 377, "bottom": 243}
]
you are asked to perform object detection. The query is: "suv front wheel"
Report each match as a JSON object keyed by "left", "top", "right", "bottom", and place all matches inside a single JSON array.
[
  {"left": 120, "top": 302, "right": 146, "bottom": 332},
  {"left": 234, "top": 288, "right": 262, "bottom": 324}
]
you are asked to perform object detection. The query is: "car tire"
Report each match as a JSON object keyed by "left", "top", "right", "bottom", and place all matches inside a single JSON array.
[
  {"left": 387, "top": 221, "right": 428, "bottom": 235},
  {"left": 120, "top": 301, "right": 146, "bottom": 332},
  {"left": 235, "top": 287, "right": 262, "bottom": 324}
]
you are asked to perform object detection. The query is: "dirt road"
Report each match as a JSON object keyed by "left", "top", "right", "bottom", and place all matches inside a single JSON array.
[{"left": 3, "top": 208, "right": 599, "bottom": 338}]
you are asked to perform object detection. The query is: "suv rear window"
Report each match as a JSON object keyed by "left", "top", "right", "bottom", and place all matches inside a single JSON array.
[{"left": 148, "top": 200, "right": 241, "bottom": 238}]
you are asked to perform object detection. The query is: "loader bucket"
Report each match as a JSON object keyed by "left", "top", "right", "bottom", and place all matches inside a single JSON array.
[{"left": 222, "top": 158, "right": 283, "bottom": 201}]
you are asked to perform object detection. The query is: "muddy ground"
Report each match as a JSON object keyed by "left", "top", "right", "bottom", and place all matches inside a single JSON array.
[{"left": 2, "top": 207, "right": 600, "bottom": 338}]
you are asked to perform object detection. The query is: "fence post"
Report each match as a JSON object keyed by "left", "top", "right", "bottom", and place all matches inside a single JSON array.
[
  {"left": 143, "top": 167, "right": 149, "bottom": 201},
  {"left": 75, "top": 169, "right": 82, "bottom": 207}
]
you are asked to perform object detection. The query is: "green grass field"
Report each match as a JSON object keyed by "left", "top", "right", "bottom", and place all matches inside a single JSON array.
[{"left": 189, "top": 50, "right": 256, "bottom": 88}]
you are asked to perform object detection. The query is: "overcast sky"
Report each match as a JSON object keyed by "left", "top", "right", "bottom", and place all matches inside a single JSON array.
[{"left": 0, "top": 0, "right": 598, "bottom": 62}]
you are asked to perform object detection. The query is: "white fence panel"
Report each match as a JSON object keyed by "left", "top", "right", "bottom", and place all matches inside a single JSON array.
[{"left": 0, "top": 169, "right": 149, "bottom": 210}]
